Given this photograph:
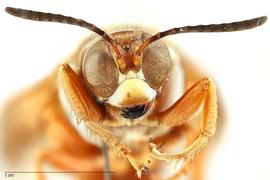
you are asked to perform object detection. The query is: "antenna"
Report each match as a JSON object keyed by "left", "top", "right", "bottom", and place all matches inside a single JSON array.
[
  {"left": 136, "top": 16, "right": 267, "bottom": 56},
  {"left": 5, "top": 7, "right": 122, "bottom": 59}
]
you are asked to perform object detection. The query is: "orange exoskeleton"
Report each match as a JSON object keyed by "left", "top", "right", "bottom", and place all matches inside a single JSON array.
[{"left": 2, "top": 6, "right": 267, "bottom": 180}]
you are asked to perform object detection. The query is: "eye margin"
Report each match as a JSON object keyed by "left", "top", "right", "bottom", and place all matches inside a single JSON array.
[
  {"left": 141, "top": 39, "right": 172, "bottom": 90},
  {"left": 82, "top": 40, "right": 119, "bottom": 99}
]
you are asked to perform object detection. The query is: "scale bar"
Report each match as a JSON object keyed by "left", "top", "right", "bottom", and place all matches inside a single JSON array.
[{"left": 5, "top": 171, "right": 116, "bottom": 174}]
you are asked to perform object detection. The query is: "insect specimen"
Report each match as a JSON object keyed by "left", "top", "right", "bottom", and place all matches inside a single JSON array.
[{"left": 2, "top": 6, "right": 267, "bottom": 180}]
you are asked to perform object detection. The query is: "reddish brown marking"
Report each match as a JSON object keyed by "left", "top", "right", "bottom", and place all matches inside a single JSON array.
[{"left": 111, "top": 31, "right": 145, "bottom": 74}]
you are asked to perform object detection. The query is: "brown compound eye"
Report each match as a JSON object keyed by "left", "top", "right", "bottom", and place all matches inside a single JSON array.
[
  {"left": 83, "top": 40, "right": 119, "bottom": 98},
  {"left": 142, "top": 40, "right": 171, "bottom": 90}
]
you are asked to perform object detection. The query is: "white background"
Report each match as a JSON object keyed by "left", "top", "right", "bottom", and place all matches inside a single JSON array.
[{"left": 0, "top": 0, "right": 269, "bottom": 179}]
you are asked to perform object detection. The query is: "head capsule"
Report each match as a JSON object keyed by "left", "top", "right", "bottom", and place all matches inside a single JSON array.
[
  {"left": 6, "top": 7, "right": 267, "bottom": 119},
  {"left": 82, "top": 30, "right": 172, "bottom": 119}
]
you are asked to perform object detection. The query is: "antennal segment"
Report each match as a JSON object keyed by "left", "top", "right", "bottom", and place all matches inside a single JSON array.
[
  {"left": 136, "top": 16, "right": 267, "bottom": 56},
  {"left": 5, "top": 7, "right": 122, "bottom": 59}
]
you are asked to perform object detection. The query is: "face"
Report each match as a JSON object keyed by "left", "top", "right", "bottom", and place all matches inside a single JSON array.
[
  {"left": 5, "top": 7, "right": 266, "bottom": 121},
  {"left": 82, "top": 31, "right": 172, "bottom": 119}
]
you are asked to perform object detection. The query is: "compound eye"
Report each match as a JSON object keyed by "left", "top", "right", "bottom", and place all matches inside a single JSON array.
[
  {"left": 142, "top": 39, "right": 171, "bottom": 89},
  {"left": 83, "top": 40, "right": 119, "bottom": 98}
]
